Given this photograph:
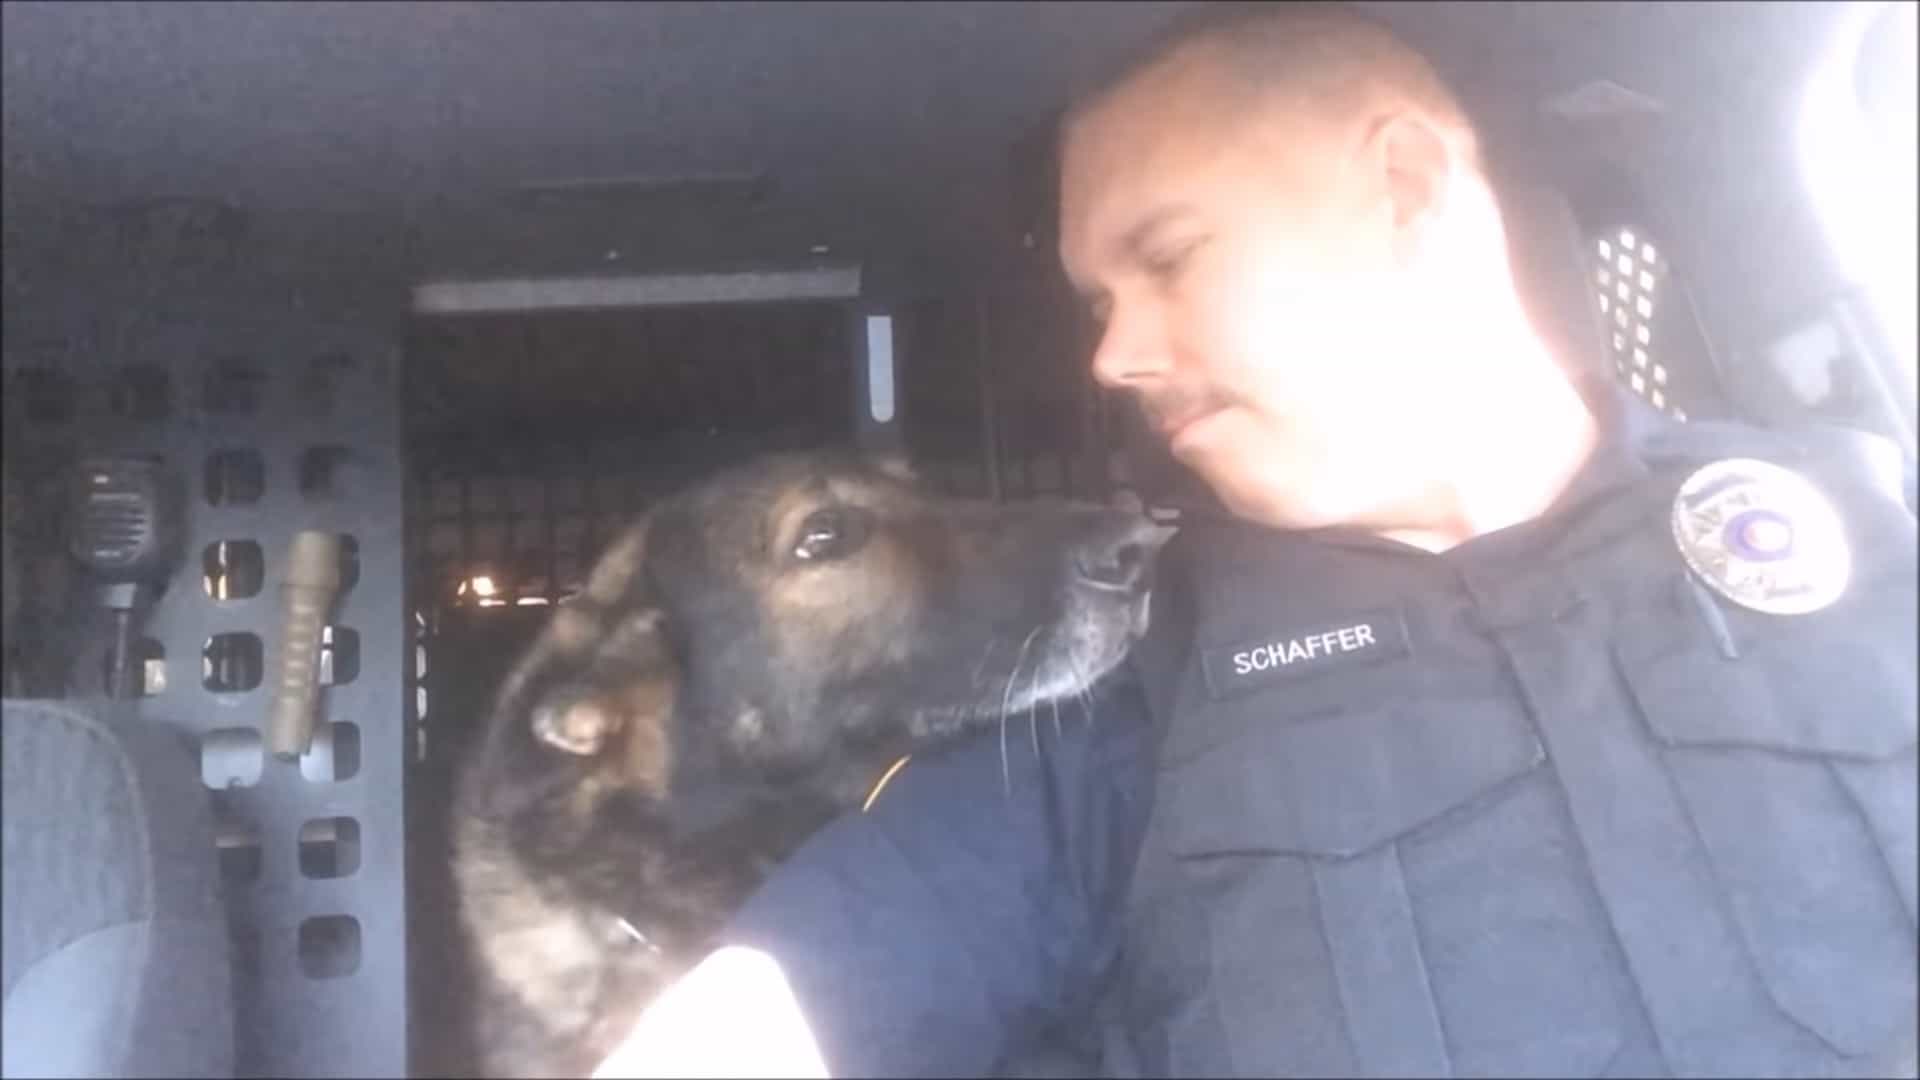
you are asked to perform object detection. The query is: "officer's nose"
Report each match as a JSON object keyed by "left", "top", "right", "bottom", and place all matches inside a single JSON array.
[
  {"left": 1090, "top": 296, "right": 1175, "bottom": 393},
  {"left": 1073, "top": 514, "right": 1177, "bottom": 592}
]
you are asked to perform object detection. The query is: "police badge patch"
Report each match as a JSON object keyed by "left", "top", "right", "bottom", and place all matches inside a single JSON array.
[{"left": 1671, "top": 458, "right": 1852, "bottom": 615}]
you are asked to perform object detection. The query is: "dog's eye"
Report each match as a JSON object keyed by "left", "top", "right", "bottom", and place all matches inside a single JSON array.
[{"left": 793, "top": 508, "right": 869, "bottom": 562}]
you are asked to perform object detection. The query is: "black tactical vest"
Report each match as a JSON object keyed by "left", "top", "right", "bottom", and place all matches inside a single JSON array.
[{"left": 1100, "top": 419, "right": 1918, "bottom": 1078}]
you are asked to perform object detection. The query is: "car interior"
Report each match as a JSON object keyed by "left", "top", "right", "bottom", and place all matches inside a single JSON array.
[{"left": 3, "top": 2, "right": 1915, "bottom": 1076}]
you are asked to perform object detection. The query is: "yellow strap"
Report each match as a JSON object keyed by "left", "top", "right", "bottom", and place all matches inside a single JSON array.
[{"left": 861, "top": 754, "right": 913, "bottom": 813}]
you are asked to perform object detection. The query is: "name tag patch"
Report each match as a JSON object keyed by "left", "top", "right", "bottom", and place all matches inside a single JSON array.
[{"left": 1201, "top": 608, "right": 1411, "bottom": 699}]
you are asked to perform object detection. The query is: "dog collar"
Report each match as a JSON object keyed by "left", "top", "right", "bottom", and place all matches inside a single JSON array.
[
  {"left": 861, "top": 755, "right": 913, "bottom": 813},
  {"left": 608, "top": 756, "right": 914, "bottom": 955},
  {"left": 615, "top": 916, "right": 663, "bottom": 955}
]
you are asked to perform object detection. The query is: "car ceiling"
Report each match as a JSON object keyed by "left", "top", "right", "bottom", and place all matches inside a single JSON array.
[{"left": 2, "top": 1, "right": 1848, "bottom": 286}]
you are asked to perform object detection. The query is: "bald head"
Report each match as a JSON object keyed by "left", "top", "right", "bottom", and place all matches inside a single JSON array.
[{"left": 1065, "top": 2, "right": 1481, "bottom": 175}]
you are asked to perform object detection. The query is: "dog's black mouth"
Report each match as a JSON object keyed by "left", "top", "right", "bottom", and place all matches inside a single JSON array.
[{"left": 985, "top": 583, "right": 1149, "bottom": 719}]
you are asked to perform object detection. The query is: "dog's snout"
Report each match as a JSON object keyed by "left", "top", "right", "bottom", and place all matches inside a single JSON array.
[
  {"left": 1076, "top": 543, "right": 1147, "bottom": 591},
  {"left": 1073, "top": 516, "right": 1176, "bottom": 592}
]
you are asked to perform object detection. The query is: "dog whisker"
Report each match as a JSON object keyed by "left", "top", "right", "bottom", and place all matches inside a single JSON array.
[
  {"left": 998, "top": 625, "right": 1043, "bottom": 798},
  {"left": 999, "top": 712, "right": 1010, "bottom": 798},
  {"left": 998, "top": 669, "right": 1017, "bottom": 797},
  {"left": 1000, "top": 625, "right": 1043, "bottom": 717},
  {"left": 1064, "top": 650, "right": 1095, "bottom": 728},
  {"left": 970, "top": 637, "right": 1000, "bottom": 694},
  {"left": 1026, "top": 654, "right": 1044, "bottom": 759}
]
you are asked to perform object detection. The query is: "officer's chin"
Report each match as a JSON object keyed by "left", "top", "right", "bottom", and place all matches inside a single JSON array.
[
  {"left": 1187, "top": 437, "right": 1347, "bottom": 533},
  {"left": 1192, "top": 461, "right": 1310, "bottom": 531}
]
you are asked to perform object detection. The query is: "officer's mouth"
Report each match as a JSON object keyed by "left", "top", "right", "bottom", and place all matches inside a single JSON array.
[{"left": 1165, "top": 406, "right": 1231, "bottom": 455}]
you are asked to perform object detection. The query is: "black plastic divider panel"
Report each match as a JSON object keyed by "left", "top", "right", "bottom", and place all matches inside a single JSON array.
[
  {"left": 6, "top": 310, "right": 411, "bottom": 1076},
  {"left": 179, "top": 335, "right": 406, "bottom": 1079}
]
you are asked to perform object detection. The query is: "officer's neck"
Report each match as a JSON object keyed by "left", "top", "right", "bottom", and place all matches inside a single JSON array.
[{"left": 1372, "top": 339, "right": 1601, "bottom": 555}]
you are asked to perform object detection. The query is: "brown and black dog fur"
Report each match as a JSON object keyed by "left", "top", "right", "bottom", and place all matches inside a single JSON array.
[{"left": 453, "top": 449, "right": 1168, "bottom": 1078}]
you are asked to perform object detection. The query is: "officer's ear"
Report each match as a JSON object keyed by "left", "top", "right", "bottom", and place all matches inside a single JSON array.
[{"left": 1364, "top": 110, "right": 1454, "bottom": 267}]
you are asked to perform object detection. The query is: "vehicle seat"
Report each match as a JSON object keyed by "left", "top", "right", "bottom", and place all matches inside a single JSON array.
[{"left": 2, "top": 698, "right": 234, "bottom": 1079}]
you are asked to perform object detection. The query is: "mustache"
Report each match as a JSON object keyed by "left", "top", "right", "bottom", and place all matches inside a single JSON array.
[{"left": 1133, "top": 384, "right": 1238, "bottom": 435}]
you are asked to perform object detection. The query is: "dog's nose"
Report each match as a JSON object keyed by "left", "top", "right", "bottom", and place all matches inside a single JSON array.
[{"left": 1074, "top": 515, "right": 1177, "bottom": 592}]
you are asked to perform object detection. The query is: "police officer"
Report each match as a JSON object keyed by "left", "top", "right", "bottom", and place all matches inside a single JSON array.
[{"left": 595, "top": 4, "right": 1919, "bottom": 1077}]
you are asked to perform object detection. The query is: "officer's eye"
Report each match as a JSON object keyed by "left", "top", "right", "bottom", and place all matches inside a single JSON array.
[
  {"left": 1142, "top": 237, "right": 1204, "bottom": 283},
  {"left": 793, "top": 507, "right": 871, "bottom": 563}
]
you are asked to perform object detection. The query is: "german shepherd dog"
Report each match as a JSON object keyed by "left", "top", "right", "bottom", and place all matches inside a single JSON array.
[{"left": 453, "top": 450, "right": 1169, "bottom": 1078}]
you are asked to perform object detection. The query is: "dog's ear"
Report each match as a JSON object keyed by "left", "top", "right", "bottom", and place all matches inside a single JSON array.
[
  {"left": 490, "top": 518, "right": 680, "bottom": 792},
  {"left": 582, "top": 518, "right": 654, "bottom": 607},
  {"left": 530, "top": 608, "right": 677, "bottom": 797},
  {"left": 528, "top": 609, "right": 675, "bottom": 761},
  {"left": 491, "top": 518, "right": 653, "bottom": 712},
  {"left": 531, "top": 696, "right": 617, "bottom": 756}
]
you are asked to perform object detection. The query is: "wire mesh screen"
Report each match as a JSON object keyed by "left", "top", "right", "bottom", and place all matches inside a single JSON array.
[
  {"left": 403, "top": 289, "right": 1126, "bottom": 624},
  {"left": 413, "top": 428, "right": 849, "bottom": 608},
  {"left": 404, "top": 302, "right": 857, "bottom": 614},
  {"left": 894, "top": 287, "right": 1125, "bottom": 505},
  {"left": 399, "top": 289, "right": 1125, "bottom": 766}
]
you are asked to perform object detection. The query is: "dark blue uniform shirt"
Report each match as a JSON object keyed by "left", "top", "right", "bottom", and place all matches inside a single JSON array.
[
  {"left": 724, "top": 674, "right": 1157, "bottom": 1077},
  {"left": 722, "top": 397, "right": 1918, "bottom": 1077}
]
